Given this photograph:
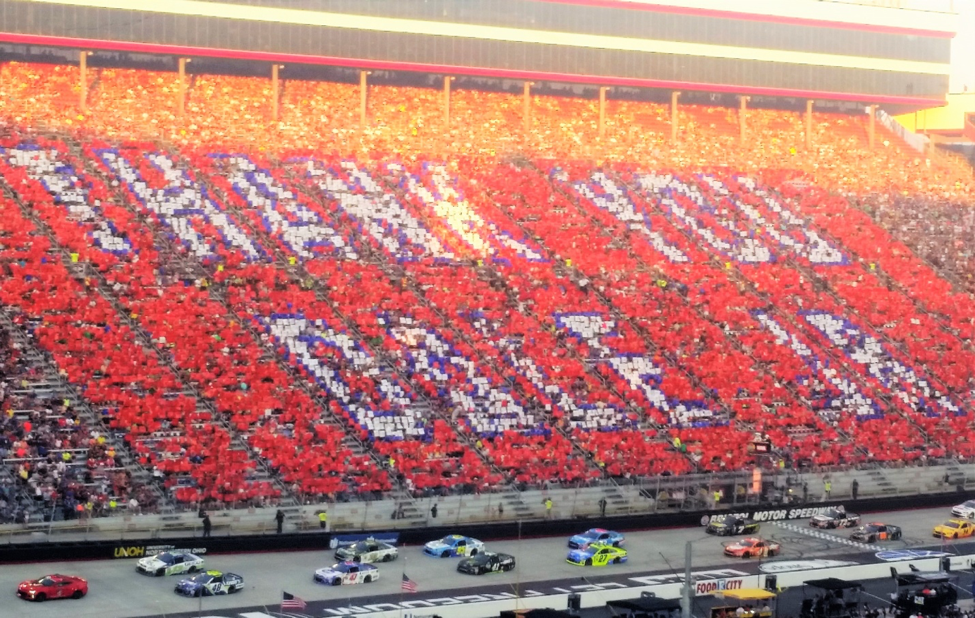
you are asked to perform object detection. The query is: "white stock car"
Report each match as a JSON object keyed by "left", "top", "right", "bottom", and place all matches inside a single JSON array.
[
  {"left": 333, "top": 538, "right": 399, "bottom": 563},
  {"left": 314, "top": 562, "right": 380, "bottom": 586},
  {"left": 951, "top": 500, "right": 975, "bottom": 519},
  {"left": 136, "top": 551, "right": 206, "bottom": 577}
]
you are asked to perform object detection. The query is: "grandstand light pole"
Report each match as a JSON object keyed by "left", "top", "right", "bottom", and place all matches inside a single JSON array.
[
  {"left": 598, "top": 86, "right": 609, "bottom": 140},
  {"left": 360, "top": 70, "right": 371, "bottom": 126},
  {"left": 805, "top": 100, "right": 814, "bottom": 149},
  {"left": 79, "top": 51, "right": 92, "bottom": 113},
  {"left": 671, "top": 91, "right": 681, "bottom": 143},
  {"left": 739, "top": 95, "right": 750, "bottom": 145},
  {"left": 271, "top": 64, "right": 283, "bottom": 121},
  {"left": 523, "top": 81, "right": 534, "bottom": 134},
  {"left": 178, "top": 57, "right": 191, "bottom": 117},
  {"left": 443, "top": 75, "right": 454, "bottom": 127}
]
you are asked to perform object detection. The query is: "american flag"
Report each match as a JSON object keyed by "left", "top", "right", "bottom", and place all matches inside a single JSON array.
[
  {"left": 282, "top": 591, "right": 307, "bottom": 610},
  {"left": 401, "top": 573, "right": 418, "bottom": 593}
]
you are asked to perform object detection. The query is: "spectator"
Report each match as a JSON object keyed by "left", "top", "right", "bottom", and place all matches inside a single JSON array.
[
  {"left": 275, "top": 509, "right": 285, "bottom": 534},
  {"left": 202, "top": 513, "right": 211, "bottom": 538}
]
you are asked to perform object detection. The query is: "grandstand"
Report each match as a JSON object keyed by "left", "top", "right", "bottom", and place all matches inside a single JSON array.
[{"left": 0, "top": 0, "right": 973, "bottom": 539}]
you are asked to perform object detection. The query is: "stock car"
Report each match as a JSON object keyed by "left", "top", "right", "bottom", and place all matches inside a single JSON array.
[
  {"left": 724, "top": 538, "right": 781, "bottom": 558},
  {"left": 850, "top": 522, "right": 903, "bottom": 543},
  {"left": 17, "top": 574, "right": 88, "bottom": 602},
  {"left": 706, "top": 515, "right": 761, "bottom": 537},
  {"left": 567, "top": 528, "right": 625, "bottom": 549},
  {"left": 136, "top": 551, "right": 205, "bottom": 576},
  {"left": 457, "top": 552, "right": 516, "bottom": 575},
  {"left": 174, "top": 571, "right": 244, "bottom": 597},
  {"left": 950, "top": 500, "right": 975, "bottom": 519},
  {"left": 334, "top": 538, "right": 399, "bottom": 563},
  {"left": 809, "top": 508, "right": 861, "bottom": 529},
  {"left": 566, "top": 542, "right": 628, "bottom": 567},
  {"left": 932, "top": 519, "right": 975, "bottom": 539},
  {"left": 314, "top": 561, "right": 380, "bottom": 586},
  {"left": 423, "top": 534, "right": 485, "bottom": 558}
]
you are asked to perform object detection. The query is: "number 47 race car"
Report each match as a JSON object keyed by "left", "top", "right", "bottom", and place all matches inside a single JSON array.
[{"left": 174, "top": 571, "right": 244, "bottom": 597}]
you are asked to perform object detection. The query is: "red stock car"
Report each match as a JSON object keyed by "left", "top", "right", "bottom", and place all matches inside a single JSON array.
[{"left": 17, "top": 574, "right": 88, "bottom": 602}]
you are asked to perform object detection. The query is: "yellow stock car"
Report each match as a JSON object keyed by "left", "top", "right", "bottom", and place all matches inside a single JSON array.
[
  {"left": 932, "top": 519, "right": 975, "bottom": 539},
  {"left": 566, "top": 542, "right": 628, "bottom": 567}
]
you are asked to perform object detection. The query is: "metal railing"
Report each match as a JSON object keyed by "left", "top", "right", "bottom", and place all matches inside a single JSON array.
[{"left": 1, "top": 461, "right": 970, "bottom": 546}]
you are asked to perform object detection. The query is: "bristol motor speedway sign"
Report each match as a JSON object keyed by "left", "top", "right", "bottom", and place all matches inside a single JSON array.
[{"left": 704, "top": 506, "right": 840, "bottom": 524}]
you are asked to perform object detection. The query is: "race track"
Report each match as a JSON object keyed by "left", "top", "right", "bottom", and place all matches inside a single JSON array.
[{"left": 0, "top": 504, "right": 969, "bottom": 618}]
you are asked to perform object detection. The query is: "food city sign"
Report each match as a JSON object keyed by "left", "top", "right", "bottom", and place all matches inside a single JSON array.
[
  {"left": 705, "top": 506, "right": 838, "bottom": 524},
  {"left": 695, "top": 578, "right": 744, "bottom": 596}
]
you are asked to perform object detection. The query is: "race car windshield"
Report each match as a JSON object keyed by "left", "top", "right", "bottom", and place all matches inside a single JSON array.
[
  {"left": 964, "top": 501, "right": 975, "bottom": 508},
  {"left": 579, "top": 530, "right": 601, "bottom": 539},
  {"left": 156, "top": 552, "right": 174, "bottom": 563},
  {"left": 944, "top": 522, "right": 961, "bottom": 529},
  {"left": 439, "top": 536, "right": 459, "bottom": 544},
  {"left": 739, "top": 540, "right": 757, "bottom": 547},
  {"left": 37, "top": 578, "right": 55, "bottom": 586}
]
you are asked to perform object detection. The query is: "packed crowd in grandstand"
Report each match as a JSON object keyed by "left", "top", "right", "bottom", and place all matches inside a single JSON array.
[{"left": 0, "top": 60, "right": 973, "bottom": 522}]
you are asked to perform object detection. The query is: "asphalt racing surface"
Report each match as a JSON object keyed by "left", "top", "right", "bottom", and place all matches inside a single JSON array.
[{"left": 0, "top": 504, "right": 970, "bottom": 618}]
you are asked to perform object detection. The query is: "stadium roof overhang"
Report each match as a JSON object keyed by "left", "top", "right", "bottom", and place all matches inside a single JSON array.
[{"left": 0, "top": 32, "right": 947, "bottom": 115}]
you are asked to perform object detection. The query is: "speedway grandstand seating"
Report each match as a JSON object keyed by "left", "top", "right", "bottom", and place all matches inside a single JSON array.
[{"left": 0, "top": 60, "right": 974, "bottom": 518}]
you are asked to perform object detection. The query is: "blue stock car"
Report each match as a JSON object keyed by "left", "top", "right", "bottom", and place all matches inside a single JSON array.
[
  {"left": 423, "top": 535, "right": 485, "bottom": 558},
  {"left": 567, "top": 528, "right": 625, "bottom": 550},
  {"left": 174, "top": 571, "right": 244, "bottom": 597}
]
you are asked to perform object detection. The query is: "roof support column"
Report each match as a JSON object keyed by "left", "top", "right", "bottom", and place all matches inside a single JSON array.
[
  {"left": 867, "top": 104, "right": 877, "bottom": 149},
  {"left": 739, "top": 95, "right": 749, "bottom": 145},
  {"left": 671, "top": 91, "right": 681, "bottom": 143},
  {"left": 805, "top": 100, "right": 814, "bottom": 149},
  {"left": 443, "top": 76, "right": 454, "bottom": 127},
  {"left": 177, "top": 57, "right": 190, "bottom": 117},
  {"left": 523, "top": 81, "right": 533, "bottom": 134},
  {"left": 359, "top": 70, "right": 370, "bottom": 126},
  {"left": 598, "top": 86, "right": 609, "bottom": 140},
  {"left": 79, "top": 51, "right": 91, "bottom": 113},
  {"left": 271, "top": 64, "right": 282, "bottom": 121}
]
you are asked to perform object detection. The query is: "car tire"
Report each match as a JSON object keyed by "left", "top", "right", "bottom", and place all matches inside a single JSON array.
[
  {"left": 382, "top": 554, "right": 392, "bottom": 562},
  {"left": 613, "top": 557, "right": 622, "bottom": 564},
  {"left": 585, "top": 558, "right": 593, "bottom": 566},
  {"left": 470, "top": 549, "right": 478, "bottom": 556},
  {"left": 72, "top": 590, "right": 85, "bottom": 599},
  {"left": 34, "top": 593, "right": 45, "bottom": 602},
  {"left": 156, "top": 568, "right": 165, "bottom": 577},
  {"left": 195, "top": 589, "right": 202, "bottom": 598},
  {"left": 353, "top": 556, "right": 361, "bottom": 563},
  {"left": 612, "top": 541, "right": 620, "bottom": 547},
  {"left": 332, "top": 579, "right": 342, "bottom": 586},
  {"left": 441, "top": 551, "right": 451, "bottom": 558},
  {"left": 188, "top": 566, "right": 198, "bottom": 573},
  {"left": 364, "top": 576, "right": 372, "bottom": 583},
  {"left": 503, "top": 564, "right": 513, "bottom": 572}
]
